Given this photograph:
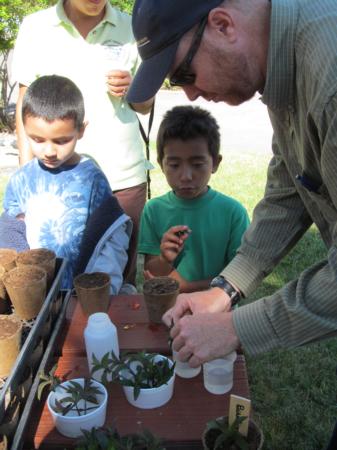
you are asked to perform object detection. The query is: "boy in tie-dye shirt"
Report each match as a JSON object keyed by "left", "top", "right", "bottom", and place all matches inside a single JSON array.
[{"left": 3, "top": 75, "right": 131, "bottom": 289}]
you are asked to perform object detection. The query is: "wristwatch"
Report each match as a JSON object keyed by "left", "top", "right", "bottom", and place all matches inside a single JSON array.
[{"left": 210, "top": 276, "right": 241, "bottom": 307}]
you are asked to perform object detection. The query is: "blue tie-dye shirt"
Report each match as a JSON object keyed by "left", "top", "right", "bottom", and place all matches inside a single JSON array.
[{"left": 4, "top": 156, "right": 112, "bottom": 288}]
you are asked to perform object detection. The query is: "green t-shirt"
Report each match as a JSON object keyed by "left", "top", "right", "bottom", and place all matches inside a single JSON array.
[{"left": 138, "top": 188, "right": 250, "bottom": 281}]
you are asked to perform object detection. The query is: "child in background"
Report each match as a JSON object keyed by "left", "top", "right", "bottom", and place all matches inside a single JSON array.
[
  {"left": 1, "top": 75, "right": 132, "bottom": 291},
  {"left": 138, "top": 106, "right": 249, "bottom": 293}
]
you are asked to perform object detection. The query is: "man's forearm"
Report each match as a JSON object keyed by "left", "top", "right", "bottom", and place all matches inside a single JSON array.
[
  {"left": 130, "top": 97, "right": 154, "bottom": 115},
  {"left": 233, "top": 245, "right": 337, "bottom": 356}
]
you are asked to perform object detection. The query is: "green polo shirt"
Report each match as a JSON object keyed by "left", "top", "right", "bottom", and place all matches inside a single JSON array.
[
  {"left": 12, "top": 0, "right": 147, "bottom": 190},
  {"left": 222, "top": 0, "right": 337, "bottom": 355}
]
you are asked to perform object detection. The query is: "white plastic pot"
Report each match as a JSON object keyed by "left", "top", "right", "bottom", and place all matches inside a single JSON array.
[
  {"left": 122, "top": 355, "right": 175, "bottom": 409},
  {"left": 47, "top": 378, "right": 108, "bottom": 438}
]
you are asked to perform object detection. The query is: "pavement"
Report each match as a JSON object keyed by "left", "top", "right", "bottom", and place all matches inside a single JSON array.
[
  {"left": 140, "top": 90, "right": 273, "bottom": 156},
  {"left": 0, "top": 90, "right": 273, "bottom": 176},
  {"left": 0, "top": 132, "right": 18, "bottom": 176}
]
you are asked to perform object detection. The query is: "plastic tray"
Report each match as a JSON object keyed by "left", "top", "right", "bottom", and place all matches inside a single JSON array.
[
  {"left": 0, "top": 258, "right": 67, "bottom": 445},
  {"left": 10, "top": 289, "right": 72, "bottom": 450}
]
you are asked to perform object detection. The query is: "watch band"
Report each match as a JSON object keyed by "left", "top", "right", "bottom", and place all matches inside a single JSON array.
[{"left": 210, "top": 276, "right": 241, "bottom": 307}]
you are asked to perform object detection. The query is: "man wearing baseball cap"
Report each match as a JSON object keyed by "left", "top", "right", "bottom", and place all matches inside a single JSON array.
[{"left": 127, "top": 0, "right": 337, "bottom": 372}]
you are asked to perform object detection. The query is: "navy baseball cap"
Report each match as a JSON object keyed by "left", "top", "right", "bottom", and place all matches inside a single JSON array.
[{"left": 126, "top": 0, "right": 223, "bottom": 103}]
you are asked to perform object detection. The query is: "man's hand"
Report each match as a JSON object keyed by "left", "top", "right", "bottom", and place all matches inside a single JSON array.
[
  {"left": 170, "top": 312, "right": 240, "bottom": 367},
  {"left": 106, "top": 70, "right": 132, "bottom": 97},
  {"left": 162, "top": 287, "right": 231, "bottom": 326},
  {"left": 160, "top": 225, "right": 191, "bottom": 264}
]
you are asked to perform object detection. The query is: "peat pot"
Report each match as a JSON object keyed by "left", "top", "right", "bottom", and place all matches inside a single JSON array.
[
  {"left": 202, "top": 416, "right": 264, "bottom": 450},
  {"left": 16, "top": 248, "right": 56, "bottom": 288},
  {"left": 0, "top": 314, "right": 22, "bottom": 378},
  {"left": 0, "top": 249, "right": 17, "bottom": 273},
  {"left": 143, "top": 277, "right": 179, "bottom": 324},
  {"left": 74, "top": 272, "right": 110, "bottom": 316},
  {"left": 3, "top": 266, "right": 47, "bottom": 320}
]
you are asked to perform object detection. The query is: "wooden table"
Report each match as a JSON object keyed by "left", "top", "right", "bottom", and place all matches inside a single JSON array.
[
  {"left": 25, "top": 295, "right": 251, "bottom": 449},
  {"left": 56, "top": 295, "right": 171, "bottom": 356}
]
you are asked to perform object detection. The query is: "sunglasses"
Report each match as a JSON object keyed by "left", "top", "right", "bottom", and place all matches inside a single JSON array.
[{"left": 169, "top": 16, "right": 208, "bottom": 87}]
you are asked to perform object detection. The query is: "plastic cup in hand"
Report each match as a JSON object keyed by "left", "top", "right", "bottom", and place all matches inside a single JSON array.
[
  {"left": 102, "top": 44, "right": 126, "bottom": 73},
  {"left": 172, "top": 350, "right": 201, "bottom": 379},
  {"left": 203, "top": 351, "right": 237, "bottom": 395}
]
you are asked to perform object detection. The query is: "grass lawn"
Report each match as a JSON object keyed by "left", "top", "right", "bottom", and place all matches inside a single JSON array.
[{"left": 0, "top": 144, "right": 336, "bottom": 449}]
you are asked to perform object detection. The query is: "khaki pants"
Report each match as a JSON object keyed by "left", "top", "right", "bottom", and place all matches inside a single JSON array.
[{"left": 114, "top": 182, "right": 147, "bottom": 286}]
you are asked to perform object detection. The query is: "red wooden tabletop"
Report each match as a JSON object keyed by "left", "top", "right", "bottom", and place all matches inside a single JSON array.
[
  {"left": 24, "top": 294, "right": 251, "bottom": 449},
  {"left": 28, "top": 354, "right": 250, "bottom": 449},
  {"left": 56, "top": 295, "right": 171, "bottom": 356}
]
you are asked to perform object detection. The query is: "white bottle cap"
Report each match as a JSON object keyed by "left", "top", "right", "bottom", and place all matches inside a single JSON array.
[{"left": 87, "top": 313, "right": 112, "bottom": 333}]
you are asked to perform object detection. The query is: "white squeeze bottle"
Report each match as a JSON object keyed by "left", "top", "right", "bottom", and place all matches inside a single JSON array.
[{"left": 84, "top": 312, "right": 119, "bottom": 382}]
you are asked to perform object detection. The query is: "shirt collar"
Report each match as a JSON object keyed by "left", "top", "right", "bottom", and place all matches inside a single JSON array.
[
  {"left": 261, "top": 0, "right": 299, "bottom": 111},
  {"left": 55, "top": 0, "right": 117, "bottom": 28}
]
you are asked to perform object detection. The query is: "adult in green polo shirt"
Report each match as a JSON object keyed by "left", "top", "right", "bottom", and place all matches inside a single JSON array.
[
  {"left": 12, "top": 0, "right": 154, "bottom": 286},
  {"left": 126, "top": 0, "right": 337, "bottom": 362}
]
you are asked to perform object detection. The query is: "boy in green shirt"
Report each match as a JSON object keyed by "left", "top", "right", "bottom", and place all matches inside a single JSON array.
[{"left": 138, "top": 106, "right": 249, "bottom": 292}]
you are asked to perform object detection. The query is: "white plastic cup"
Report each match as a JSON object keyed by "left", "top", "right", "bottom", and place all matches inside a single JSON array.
[
  {"left": 47, "top": 378, "right": 108, "bottom": 438},
  {"left": 84, "top": 313, "right": 119, "bottom": 382},
  {"left": 102, "top": 44, "right": 126, "bottom": 72},
  {"left": 203, "top": 351, "right": 237, "bottom": 395},
  {"left": 172, "top": 350, "right": 201, "bottom": 379}
]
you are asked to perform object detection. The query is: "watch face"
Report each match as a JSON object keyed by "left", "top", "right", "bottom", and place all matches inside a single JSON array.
[
  {"left": 210, "top": 278, "right": 219, "bottom": 289},
  {"left": 210, "top": 277, "right": 240, "bottom": 306},
  {"left": 213, "top": 276, "right": 223, "bottom": 286}
]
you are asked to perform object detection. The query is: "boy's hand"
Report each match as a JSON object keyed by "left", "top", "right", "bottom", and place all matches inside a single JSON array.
[
  {"left": 144, "top": 269, "right": 155, "bottom": 280},
  {"left": 106, "top": 70, "right": 132, "bottom": 97},
  {"left": 168, "top": 270, "right": 189, "bottom": 292},
  {"left": 160, "top": 225, "right": 191, "bottom": 264}
]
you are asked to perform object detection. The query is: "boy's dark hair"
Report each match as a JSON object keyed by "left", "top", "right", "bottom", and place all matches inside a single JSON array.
[
  {"left": 22, "top": 75, "right": 85, "bottom": 131},
  {"left": 156, "top": 105, "right": 220, "bottom": 165}
]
